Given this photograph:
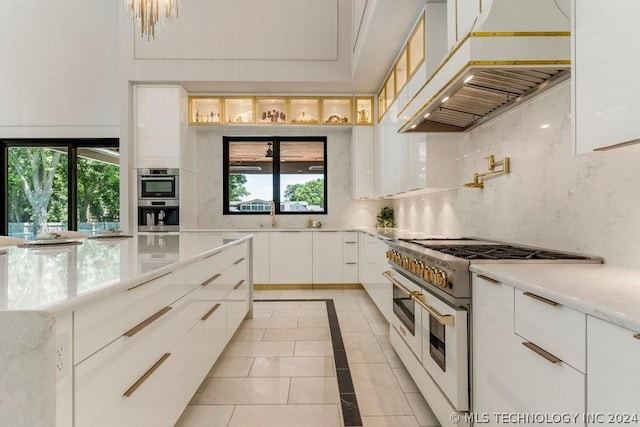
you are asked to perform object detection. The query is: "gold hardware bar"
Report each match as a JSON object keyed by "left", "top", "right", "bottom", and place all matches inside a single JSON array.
[
  {"left": 233, "top": 257, "right": 245, "bottom": 265},
  {"left": 633, "top": 333, "right": 640, "bottom": 340},
  {"left": 413, "top": 294, "right": 455, "bottom": 326},
  {"left": 205, "top": 251, "right": 222, "bottom": 259},
  {"left": 201, "top": 303, "right": 221, "bottom": 321},
  {"left": 523, "top": 291, "right": 560, "bottom": 307},
  {"left": 127, "top": 271, "right": 172, "bottom": 291},
  {"left": 477, "top": 274, "right": 500, "bottom": 284},
  {"left": 522, "top": 341, "right": 562, "bottom": 364},
  {"left": 398, "top": 325, "right": 407, "bottom": 336},
  {"left": 123, "top": 353, "right": 171, "bottom": 397},
  {"left": 383, "top": 271, "right": 413, "bottom": 296},
  {"left": 123, "top": 306, "right": 172, "bottom": 337},
  {"left": 201, "top": 273, "right": 222, "bottom": 287},
  {"left": 346, "top": 262, "right": 357, "bottom": 265},
  {"left": 233, "top": 280, "right": 245, "bottom": 290}
]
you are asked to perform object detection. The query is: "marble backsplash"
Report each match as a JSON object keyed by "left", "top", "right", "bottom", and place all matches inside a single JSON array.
[
  {"left": 393, "top": 81, "right": 640, "bottom": 267},
  {"left": 195, "top": 128, "right": 387, "bottom": 229}
]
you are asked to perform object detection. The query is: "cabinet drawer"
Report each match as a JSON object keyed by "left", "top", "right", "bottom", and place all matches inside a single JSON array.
[
  {"left": 514, "top": 288, "right": 586, "bottom": 372},
  {"left": 75, "top": 298, "right": 203, "bottom": 427},
  {"left": 226, "top": 277, "right": 249, "bottom": 339},
  {"left": 343, "top": 262, "right": 359, "bottom": 283},
  {"left": 185, "top": 300, "right": 227, "bottom": 392},
  {"left": 74, "top": 270, "right": 184, "bottom": 364},
  {"left": 224, "top": 241, "right": 247, "bottom": 269},
  {"left": 343, "top": 231, "right": 359, "bottom": 243},
  {"left": 511, "top": 332, "right": 585, "bottom": 417}
]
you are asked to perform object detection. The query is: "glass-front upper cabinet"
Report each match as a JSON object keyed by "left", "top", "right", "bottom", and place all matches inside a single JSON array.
[
  {"left": 355, "top": 97, "right": 373, "bottom": 125},
  {"left": 385, "top": 72, "right": 395, "bottom": 111},
  {"left": 290, "top": 98, "right": 320, "bottom": 124},
  {"left": 378, "top": 87, "right": 386, "bottom": 122},
  {"left": 257, "top": 97, "right": 288, "bottom": 124},
  {"left": 224, "top": 97, "right": 255, "bottom": 124},
  {"left": 190, "top": 96, "right": 222, "bottom": 124},
  {"left": 408, "top": 15, "right": 425, "bottom": 78},
  {"left": 395, "top": 49, "right": 408, "bottom": 93},
  {"left": 322, "top": 98, "right": 352, "bottom": 124}
]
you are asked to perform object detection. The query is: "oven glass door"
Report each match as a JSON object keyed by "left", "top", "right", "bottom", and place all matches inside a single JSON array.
[
  {"left": 140, "top": 177, "right": 176, "bottom": 198},
  {"left": 393, "top": 283, "right": 415, "bottom": 335},
  {"left": 419, "top": 288, "right": 469, "bottom": 411}
]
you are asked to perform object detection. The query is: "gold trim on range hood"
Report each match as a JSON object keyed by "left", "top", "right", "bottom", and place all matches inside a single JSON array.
[{"left": 399, "top": 30, "right": 572, "bottom": 133}]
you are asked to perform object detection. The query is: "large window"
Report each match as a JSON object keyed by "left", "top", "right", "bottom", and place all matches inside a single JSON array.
[
  {"left": 1, "top": 139, "right": 119, "bottom": 238},
  {"left": 223, "top": 136, "right": 327, "bottom": 215}
]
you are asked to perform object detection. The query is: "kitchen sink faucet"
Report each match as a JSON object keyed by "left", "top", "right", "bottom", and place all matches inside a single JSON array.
[{"left": 270, "top": 201, "right": 277, "bottom": 227}]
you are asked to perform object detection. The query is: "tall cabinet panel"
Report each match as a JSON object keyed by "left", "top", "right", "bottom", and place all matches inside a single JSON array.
[
  {"left": 574, "top": 0, "right": 640, "bottom": 153},
  {"left": 135, "top": 85, "right": 182, "bottom": 169},
  {"left": 352, "top": 126, "right": 375, "bottom": 199}
]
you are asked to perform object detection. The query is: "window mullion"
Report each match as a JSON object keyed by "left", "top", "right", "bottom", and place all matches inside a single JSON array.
[
  {"left": 68, "top": 144, "right": 78, "bottom": 231},
  {"left": 273, "top": 138, "right": 281, "bottom": 214}
]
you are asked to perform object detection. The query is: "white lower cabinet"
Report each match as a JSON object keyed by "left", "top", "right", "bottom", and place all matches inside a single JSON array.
[
  {"left": 360, "top": 233, "right": 392, "bottom": 322},
  {"left": 251, "top": 231, "right": 270, "bottom": 284},
  {"left": 73, "top": 240, "right": 250, "bottom": 427},
  {"left": 587, "top": 316, "right": 640, "bottom": 424},
  {"left": 472, "top": 274, "right": 518, "bottom": 416},
  {"left": 269, "top": 231, "right": 312, "bottom": 284},
  {"left": 75, "top": 298, "right": 196, "bottom": 427},
  {"left": 473, "top": 273, "right": 585, "bottom": 425},
  {"left": 312, "top": 231, "right": 344, "bottom": 284}
]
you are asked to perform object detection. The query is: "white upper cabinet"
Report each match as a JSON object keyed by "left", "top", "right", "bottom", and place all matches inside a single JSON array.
[
  {"left": 352, "top": 126, "right": 376, "bottom": 199},
  {"left": 135, "top": 85, "right": 185, "bottom": 169},
  {"left": 573, "top": 0, "right": 640, "bottom": 153}
]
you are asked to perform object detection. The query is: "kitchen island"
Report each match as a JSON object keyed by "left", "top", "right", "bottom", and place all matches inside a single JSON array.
[{"left": 0, "top": 232, "right": 252, "bottom": 427}]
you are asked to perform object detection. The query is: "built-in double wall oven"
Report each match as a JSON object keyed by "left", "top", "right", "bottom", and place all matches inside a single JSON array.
[{"left": 137, "top": 168, "right": 180, "bottom": 232}]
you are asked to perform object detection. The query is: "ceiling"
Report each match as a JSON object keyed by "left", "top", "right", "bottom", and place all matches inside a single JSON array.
[
  {"left": 171, "top": 0, "right": 427, "bottom": 94},
  {"left": 229, "top": 141, "right": 324, "bottom": 163}
]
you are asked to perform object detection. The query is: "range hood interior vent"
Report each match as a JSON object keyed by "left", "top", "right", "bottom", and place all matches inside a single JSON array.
[{"left": 411, "top": 68, "right": 570, "bottom": 132}]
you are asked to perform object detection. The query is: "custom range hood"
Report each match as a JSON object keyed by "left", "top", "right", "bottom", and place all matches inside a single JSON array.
[{"left": 400, "top": 0, "right": 571, "bottom": 133}]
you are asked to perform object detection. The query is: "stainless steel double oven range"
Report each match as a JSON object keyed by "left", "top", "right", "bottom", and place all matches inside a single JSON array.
[{"left": 383, "top": 237, "right": 602, "bottom": 425}]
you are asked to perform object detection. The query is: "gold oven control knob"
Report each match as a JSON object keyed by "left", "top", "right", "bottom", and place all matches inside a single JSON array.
[{"left": 436, "top": 270, "right": 448, "bottom": 288}]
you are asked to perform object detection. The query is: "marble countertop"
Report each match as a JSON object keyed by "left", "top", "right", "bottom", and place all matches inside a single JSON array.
[
  {"left": 0, "top": 232, "right": 251, "bottom": 314},
  {"left": 470, "top": 263, "right": 640, "bottom": 333}
]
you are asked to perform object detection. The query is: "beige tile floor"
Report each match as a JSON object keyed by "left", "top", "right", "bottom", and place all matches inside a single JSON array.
[{"left": 175, "top": 289, "right": 440, "bottom": 427}]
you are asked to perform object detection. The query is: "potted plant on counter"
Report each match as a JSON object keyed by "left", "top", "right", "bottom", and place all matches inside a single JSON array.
[{"left": 376, "top": 206, "right": 395, "bottom": 228}]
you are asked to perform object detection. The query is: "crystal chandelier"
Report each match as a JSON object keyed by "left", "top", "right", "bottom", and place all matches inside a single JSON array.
[{"left": 126, "top": 0, "right": 181, "bottom": 40}]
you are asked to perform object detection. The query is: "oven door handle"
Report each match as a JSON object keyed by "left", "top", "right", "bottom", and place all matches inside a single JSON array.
[
  {"left": 141, "top": 176, "right": 175, "bottom": 181},
  {"left": 383, "top": 271, "right": 419, "bottom": 297},
  {"left": 413, "top": 292, "right": 456, "bottom": 327}
]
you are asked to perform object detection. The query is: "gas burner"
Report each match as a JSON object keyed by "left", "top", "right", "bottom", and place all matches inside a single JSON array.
[{"left": 424, "top": 244, "right": 592, "bottom": 261}]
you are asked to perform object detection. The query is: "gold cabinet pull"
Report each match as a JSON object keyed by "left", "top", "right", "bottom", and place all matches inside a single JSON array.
[
  {"left": 201, "top": 303, "right": 221, "bottom": 321},
  {"left": 634, "top": 333, "right": 640, "bottom": 340},
  {"left": 123, "top": 306, "right": 172, "bottom": 337},
  {"left": 233, "top": 279, "right": 245, "bottom": 290},
  {"left": 123, "top": 353, "right": 171, "bottom": 397},
  {"left": 476, "top": 274, "right": 500, "bottom": 284},
  {"left": 201, "top": 273, "right": 222, "bottom": 287},
  {"left": 233, "top": 257, "right": 245, "bottom": 265},
  {"left": 523, "top": 291, "right": 560, "bottom": 307},
  {"left": 412, "top": 294, "right": 455, "bottom": 326},
  {"left": 127, "top": 271, "right": 172, "bottom": 291},
  {"left": 345, "top": 262, "right": 357, "bottom": 265},
  {"left": 205, "top": 251, "right": 221, "bottom": 259},
  {"left": 522, "top": 341, "right": 562, "bottom": 364}
]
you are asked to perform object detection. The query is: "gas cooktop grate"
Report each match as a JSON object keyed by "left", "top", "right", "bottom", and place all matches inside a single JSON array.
[{"left": 423, "top": 244, "right": 591, "bottom": 260}]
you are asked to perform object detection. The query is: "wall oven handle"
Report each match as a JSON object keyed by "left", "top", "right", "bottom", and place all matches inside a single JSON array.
[
  {"left": 412, "top": 294, "right": 455, "bottom": 326},
  {"left": 383, "top": 270, "right": 413, "bottom": 296}
]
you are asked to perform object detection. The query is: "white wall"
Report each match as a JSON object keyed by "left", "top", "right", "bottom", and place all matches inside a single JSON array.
[
  {"left": 0, "top": 0, "right": 119, "bottom": 138},
  {"left": 195, "top": 128, "right": 387, "bottom": 229},
  {"left": 393, "top": 81, "right": 640, "bottom": 267}
]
